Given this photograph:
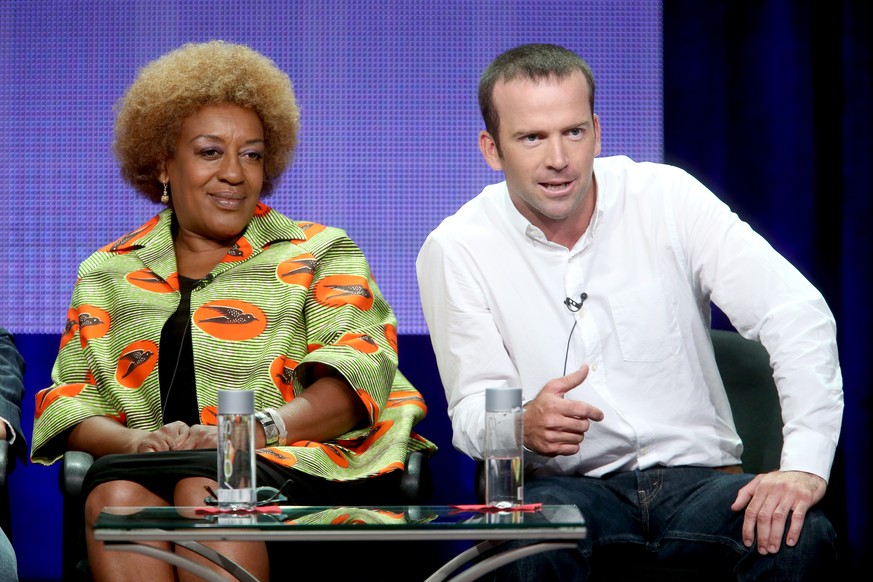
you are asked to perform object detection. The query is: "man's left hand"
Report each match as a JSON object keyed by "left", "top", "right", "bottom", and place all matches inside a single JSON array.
[{"left": 731, "top": 470, "right": 827, "bottom": 555}]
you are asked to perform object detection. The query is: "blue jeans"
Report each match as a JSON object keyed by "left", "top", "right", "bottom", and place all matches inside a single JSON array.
[{"left": 493, "top": 467, "right": 836, "bottom": 581}]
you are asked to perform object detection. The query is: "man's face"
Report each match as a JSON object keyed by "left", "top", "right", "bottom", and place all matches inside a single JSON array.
[{"left": 480, "top": 71, "right": 601, "bottom": 237}]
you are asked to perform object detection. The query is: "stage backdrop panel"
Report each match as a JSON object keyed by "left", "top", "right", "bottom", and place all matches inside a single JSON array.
[
  {"left": 3, "top": 2, "right": 661, "bottom": 579},
  {"left": 0, "top": 0, "right": 662, "bottom": 337}
]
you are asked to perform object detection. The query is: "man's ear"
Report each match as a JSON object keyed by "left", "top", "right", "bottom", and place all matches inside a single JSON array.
[
  {"left": 478, "top": 131, "right": 503, "bottom": 171},
  {"left": 593, "top": 113, "right": 602, "bottom": 157}
]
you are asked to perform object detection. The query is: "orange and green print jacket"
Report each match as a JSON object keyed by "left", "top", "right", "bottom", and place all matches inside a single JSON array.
[{"left": 31, "top": 203, "right": 436, "bottom": 480}]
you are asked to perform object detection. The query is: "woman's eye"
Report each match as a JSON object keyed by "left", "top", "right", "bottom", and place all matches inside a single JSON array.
[
  {"left": 200, "top": 148, "right": 222, "bottom": 158},
  {"left": 243, "top": 151, "right": 264, "bottom": 161}
]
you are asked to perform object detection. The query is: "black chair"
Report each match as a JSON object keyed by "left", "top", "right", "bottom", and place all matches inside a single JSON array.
[
  {"left": 0, "top": 441, "right": 8, "bottom": 488},
  {"left": 60, "top": 451, "right": 93, "bottom": 580},
  {"left": 710, "top": 328, "right": 782, "bottom": 473}
]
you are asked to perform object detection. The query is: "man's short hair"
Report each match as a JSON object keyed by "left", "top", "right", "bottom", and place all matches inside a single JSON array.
[{"left": 478, "top": 44, "right": 596, "bottom": 151}]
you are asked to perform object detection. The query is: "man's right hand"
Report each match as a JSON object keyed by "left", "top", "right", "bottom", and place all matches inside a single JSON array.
[{"left": 523, "top": 365, "right": 604, "bottom": 457}]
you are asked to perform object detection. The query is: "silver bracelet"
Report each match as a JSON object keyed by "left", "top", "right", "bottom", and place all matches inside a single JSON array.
[
  {"left": 255, "top": 410, "right": 280, "bottom": 447},
  {"left": 264, "top": 407, "right": 288, "bottom": 446}
]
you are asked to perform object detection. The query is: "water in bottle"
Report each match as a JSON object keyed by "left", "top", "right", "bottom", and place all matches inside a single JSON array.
[
  {"left": 217, "top": 389, "right": 256, "bottom": 510},
  {"left": 485, "top": 455, "right": 523, "bottom": 509}
]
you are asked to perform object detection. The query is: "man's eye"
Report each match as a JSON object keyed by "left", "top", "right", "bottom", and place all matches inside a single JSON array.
[
  {"left": 524, "top": 135, "right": 538, "bottom": 143},
  {"left": 568, "top": 128, "right": 583, "bottom": 137}
]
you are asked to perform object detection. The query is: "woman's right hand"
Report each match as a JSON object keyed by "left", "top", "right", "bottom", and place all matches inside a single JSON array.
[
  {"left": 135, "top": 421, "right": 190, "bottom": 452},
  {"left": 68, "top": 416, "right": 190, "bottom": 457}
]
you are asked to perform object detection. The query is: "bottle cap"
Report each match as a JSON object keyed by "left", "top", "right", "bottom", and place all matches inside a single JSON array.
[
  {"left": 485, "top": 387, "right": 522, "bottom": 412},
  {"left": 217, "top": 389, "right": 255, "bottom": 415}
]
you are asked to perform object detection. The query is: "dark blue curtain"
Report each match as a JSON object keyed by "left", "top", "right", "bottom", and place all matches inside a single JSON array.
[{"left": 664, "top": 0, "right": 871, "bottom": 574}]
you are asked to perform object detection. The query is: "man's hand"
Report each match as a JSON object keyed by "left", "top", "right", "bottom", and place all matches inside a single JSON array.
[
  {"left": 731, "top": 470, "right": 827, "bottom": 554},
  {"left": 523, "top": 365, "right": 604, "bottom": 456}
]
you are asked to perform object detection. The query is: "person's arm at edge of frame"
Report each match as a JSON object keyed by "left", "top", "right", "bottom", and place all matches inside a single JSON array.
[{"left": 0, "top": 327, "right": 26, "bottom": 454}]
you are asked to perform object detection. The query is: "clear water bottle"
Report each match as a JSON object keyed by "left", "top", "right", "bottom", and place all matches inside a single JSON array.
[
  {"left": 217, "top": 389, "right": 256, "bottom": 510},
  {"left": 485, "top": 386, "right": 524, "bottom": 508}
]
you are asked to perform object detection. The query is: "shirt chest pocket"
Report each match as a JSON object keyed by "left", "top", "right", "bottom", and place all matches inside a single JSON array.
[{"left": 608, "top": 278, "right": 682, "bottom": 363}]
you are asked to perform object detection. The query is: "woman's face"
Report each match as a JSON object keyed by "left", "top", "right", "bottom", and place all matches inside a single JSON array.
[{"left": 160, "top": 103, "right": 265, "bottom": 246}]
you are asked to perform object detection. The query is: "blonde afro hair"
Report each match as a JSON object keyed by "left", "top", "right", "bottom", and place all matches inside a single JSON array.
[{"left": 113, "top": 41, "right": 300, "bottom": 202}]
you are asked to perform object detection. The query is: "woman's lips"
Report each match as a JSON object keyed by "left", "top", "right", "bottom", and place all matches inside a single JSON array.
[{"left": 210, "top": 192, "right": 244, "bottom": 209}]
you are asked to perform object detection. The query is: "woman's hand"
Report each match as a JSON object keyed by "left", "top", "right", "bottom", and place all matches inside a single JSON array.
[
  {"left": 170, "top": 424, "right": 218, "bottom": 450},
  {"left": 135, "top": 421, "right": 190, "bottom": 452},
  {"left": 68, "top": 417, "right": 218, "bottom": 457},
  {"left": 136, "top": 422, "right": 218, "bottom": 452}
]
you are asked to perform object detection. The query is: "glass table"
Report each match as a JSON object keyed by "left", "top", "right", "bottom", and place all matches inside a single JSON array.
[{"left": 95, "top": 504, "right": 586, "bottom": 581}]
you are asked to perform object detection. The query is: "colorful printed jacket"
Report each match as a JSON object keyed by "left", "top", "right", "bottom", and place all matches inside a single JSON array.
[{"left": 31, "top": 203, "right": 436, "bottom": 480}]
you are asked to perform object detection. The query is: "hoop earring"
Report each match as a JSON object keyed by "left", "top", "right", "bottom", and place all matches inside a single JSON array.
[{"left": 161, "top": 182, "right": 170, "bottom": 204}]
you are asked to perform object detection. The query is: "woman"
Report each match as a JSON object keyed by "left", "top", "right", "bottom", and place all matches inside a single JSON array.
[{"left": 30, "top": 41, "right": 435, "bottom": 581}]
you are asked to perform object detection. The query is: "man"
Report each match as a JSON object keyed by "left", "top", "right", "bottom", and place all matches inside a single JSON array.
[
  {"left": 0, "top": 326, "right": 25, "bottom": 582},
  {"left": 417, "top": 44, "right": 842, "bottom": 580}
]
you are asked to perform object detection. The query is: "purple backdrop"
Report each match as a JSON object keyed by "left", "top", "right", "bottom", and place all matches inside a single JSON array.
[
  {"left": 1, "top": 2, "right": 661, "bottom": 579},
  {"left": 0, "top": 0, "right": 662, "bottom": 337}
]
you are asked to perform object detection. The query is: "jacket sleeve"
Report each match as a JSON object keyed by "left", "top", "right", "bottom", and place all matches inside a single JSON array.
[
  {"left": 30, "top": 290, "right": 122, "bottom": 466},
  {"left": 295, "top": 230, "right": 399, "bottom": 425},
  {"left": 0, "top": 327, "right": 26, "bottom": 460}
]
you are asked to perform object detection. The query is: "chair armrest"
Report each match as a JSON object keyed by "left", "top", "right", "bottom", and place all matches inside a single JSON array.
[
  {"left": 60, "top": 451, "right": 94, "bottom": 498},
  {"left": 0, "top": 440, "right": 8, "bottom": 488},
  {"left": 399, "top": 450, "right": 432, "bottom": 503},
  {"left": 61, "top": 449, "right": 428, "bottom": 502},
  {"left": 475, "top": 460, "right": 486, "bottom": 503}
]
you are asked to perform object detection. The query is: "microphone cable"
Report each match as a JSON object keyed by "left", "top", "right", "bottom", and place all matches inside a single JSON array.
[{"left": 561, "top": 292, "right": 587, "bottom": 376}]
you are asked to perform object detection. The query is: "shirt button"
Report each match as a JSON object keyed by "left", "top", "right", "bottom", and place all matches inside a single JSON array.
[{"left": 591, "top": 363, "right": 599, "bottom": 372}]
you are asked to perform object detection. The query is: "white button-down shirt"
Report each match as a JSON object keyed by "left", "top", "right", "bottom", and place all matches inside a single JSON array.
[{"left": 417, "top": 156, "right": 843, "bottom": 481}]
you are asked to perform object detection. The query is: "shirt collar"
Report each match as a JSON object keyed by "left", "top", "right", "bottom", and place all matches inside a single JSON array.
[
  {"left": 497, "top": 182, "right": 540, "bottom": 239},
  {"left": 105, "top": 203, "right": 307, "bottom": 282},
  {"left": 588, "top": 160, "right": 608, "bottom": 238}
]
